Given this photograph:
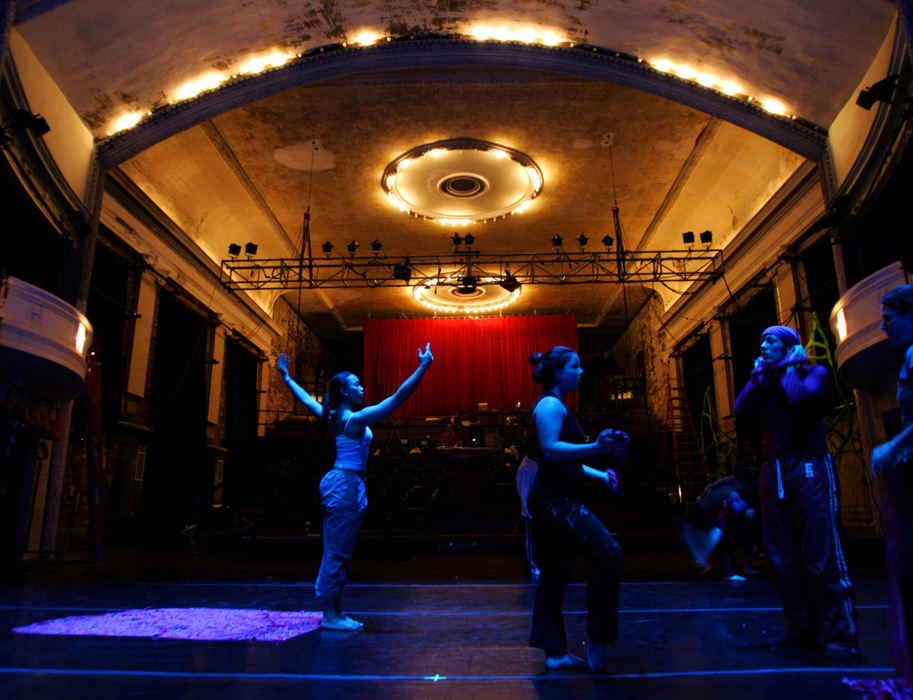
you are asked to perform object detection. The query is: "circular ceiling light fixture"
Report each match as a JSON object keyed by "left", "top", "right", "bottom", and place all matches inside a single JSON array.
[
  {"left": 382, "top": 138, "right": 543, "bottom": 226},
  {"left": 412, "top": 276, "right": 522, "bottom": 314}
]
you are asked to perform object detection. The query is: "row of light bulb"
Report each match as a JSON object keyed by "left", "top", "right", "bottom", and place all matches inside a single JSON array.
[{"left": 105, "top": 25, "right": 794, "bottom": 137}]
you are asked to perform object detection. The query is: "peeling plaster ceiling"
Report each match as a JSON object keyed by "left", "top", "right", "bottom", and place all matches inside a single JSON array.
[{"left": 11, "top": 0, "right": 897, "bottom": 336}]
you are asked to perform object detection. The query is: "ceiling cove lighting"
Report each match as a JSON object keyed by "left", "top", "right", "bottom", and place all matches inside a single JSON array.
[
  {"left": 381, "top": 138, "right": 544, "bottom": 225},
  {"left": 103, "top": 28, "right": 810, "bottom": 137}
]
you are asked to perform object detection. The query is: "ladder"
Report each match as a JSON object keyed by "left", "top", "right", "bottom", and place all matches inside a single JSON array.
[{"left": 662, "top": 378, "right": 706, "bottom": 504}]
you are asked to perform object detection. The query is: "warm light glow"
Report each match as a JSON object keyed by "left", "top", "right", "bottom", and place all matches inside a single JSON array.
[
  {"left": 435, "top": 218, "right": 472, "bottom": 227},
  {"left": 387, "top": 192, "right": 408, "bottom": 211},
  {"left": 398, "top": 158, "right": 413, "bottom": 170},
  {"left": 427, "top": 148, "right": 447, "bottom": 159},
  {"left": 351, "top": 30, "right": 382, "bottom": 46},
  {"left": 489, "top": 149, "right": 508, "bottom": 159},
  {"left": 172, "top": 72, "right": 227, "bottom": 101},
  {"left": 385, "top": 174, "right": 396, "bottom": 189},
  {"left": 674, "top": 64, "right": 696, "bottom": 80},
  {"left": 760, "top": 98, "right": 787, "bottom": 115},
  {"left": 468, "top": 24, "right": 567, "bottom": 46},
  {"left": 835, "top": 308, "right": 848, "bottom": 342},
  {"left": 75, "top": 322, "right": 88, "bottom": 355},
  {"left": 108, "top": 112, "right": 144, "bottom": 134},
  {"left": 526, "top": 167, "right": 542, "bottom": 192},
  {"left": 511, "top": 201, "right": 533, "bottom": 215},
  {"left": 412, "top": 278, "right": 521, "bottom": 314},
  {"left": 650, "top": 58, "right": 787, "bottom": 114},
  {"left": 239, "top": 49, "right": 292, "bottom": 75}
]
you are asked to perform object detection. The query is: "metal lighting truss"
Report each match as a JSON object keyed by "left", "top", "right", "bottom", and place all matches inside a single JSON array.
[{"left": 220, "top": 248, "right": 723, "bottom": 291}]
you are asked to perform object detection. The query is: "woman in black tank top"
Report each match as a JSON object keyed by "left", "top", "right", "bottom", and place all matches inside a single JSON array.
[{"left": 526, "top": 346, "right": 629, "bottom": 672}]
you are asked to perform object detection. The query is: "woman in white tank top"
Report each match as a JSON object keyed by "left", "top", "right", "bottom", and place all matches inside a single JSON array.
[{"left": 277, "top": 343, "right": 434, "bottom": 630}]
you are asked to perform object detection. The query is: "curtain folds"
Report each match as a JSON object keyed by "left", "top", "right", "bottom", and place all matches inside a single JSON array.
[{"left": 363, "top": 315, "right": 577, "bottom": 417}]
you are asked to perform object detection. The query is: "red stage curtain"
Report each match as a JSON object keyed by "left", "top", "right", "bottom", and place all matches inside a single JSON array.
[{"left": 363, "top": 315, "right": 577, "bottom": 417}]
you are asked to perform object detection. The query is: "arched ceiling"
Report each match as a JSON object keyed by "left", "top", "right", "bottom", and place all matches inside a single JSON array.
[{"left": 10, "top": 0, "right": 898, "bottom": 337}]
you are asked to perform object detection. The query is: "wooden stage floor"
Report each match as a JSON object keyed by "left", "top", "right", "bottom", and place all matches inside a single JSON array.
[{"left": 0, "top": 549, "right": 898, "bottom": 699}]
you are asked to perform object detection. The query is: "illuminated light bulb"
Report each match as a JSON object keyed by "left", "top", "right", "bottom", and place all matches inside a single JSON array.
[
  {"left": 652, "top": 59, "right": 672, "bottom": 73},
  {"left": 109, "top": 111, "right": 144, "bottom": 134},
  {"left": 427, "top": 148, "right": 447, "bottom": 158},
  {"left": 719, "top": 81, "right": 742, "bottom": 96},
  {"left": 351, "top": 30, "right": 381, "bottom": 45},
  {"left": 489, "top": 149, "right": 508, "bottom": 159},
  {"left": 385, "top": 174, "right": 396, "bottom": 189},
  {"left": 675, "top": 64, "right": 696, "bottom": 80},
  {"left": 514, "top": 28, "right": 536, "bottom": 43},
  {"left": 760, "top": 98, "right": 786, "bottom": 115},
  {"left": 75, "top": 322, "right": 87, "bottom": 355},
  {"left": 526, "top": 167, "right": 542, "bottom": 192},
  {"left": 173, "top": 72, "right": 226, "bottom": 101},
  {"left": 539, "top": 31, "right": 563, "bottom": 46},
  {"left": 835, "top": 308, "right": 848, "bottom": 342},
  {"left": 398, "top": 158, "right": 413, "bottom": 170},
  {"left": 240, "top": 50, "right": 291, "bottom": 75},
  {"left": 696, "top": 73, "right": 715, "bottom": 87}
]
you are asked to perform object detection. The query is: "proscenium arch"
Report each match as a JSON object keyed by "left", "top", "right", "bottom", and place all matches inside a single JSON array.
[{"left": 97, "top": 38, "right": 828, "bottom": 171}]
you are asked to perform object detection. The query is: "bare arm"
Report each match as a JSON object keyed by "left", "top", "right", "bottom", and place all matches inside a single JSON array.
[
  {"left": 276, "top": 353, "right": 324, "bottom": 418},
  {"left": 534, "top": 395, "right": 624, "bottom": 462},
  {"left": 349, "top": 343, "right": 434, "bottom": 428}
]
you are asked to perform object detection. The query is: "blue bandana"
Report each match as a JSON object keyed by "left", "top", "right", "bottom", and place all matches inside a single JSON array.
[{"left": 761, "top": 325, "right": 800, "bottom": 347}]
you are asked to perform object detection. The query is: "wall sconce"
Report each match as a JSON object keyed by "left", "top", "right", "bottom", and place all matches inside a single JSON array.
[
  {"left": 681, "top": 231, "right": 695, "bottom": 245},
  {"left": 699, "top": 230, "right": 713, "bottom": 245},
  {"left": 227, "top": 243, "right": 242, "bottom": 257},
  {"left": 576, "top": 233, "right": 589, "bottom": 249},
  {"left": 244, "top": 242, "right": 258, "bottom": 256},
  {"left": 601, "top": 235, "right": 614, "bottom": 249},
  {"left": 856, "top": 74, "right": 899, "bottom": 110},
  {"left": 321, "top": 241, "right": 334, "bottom": 255}
]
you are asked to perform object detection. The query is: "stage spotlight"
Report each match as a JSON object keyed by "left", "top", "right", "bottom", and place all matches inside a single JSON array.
[
  {"left": 856, "top": 74, "right": 899, "bottom": 110},
  {"left": 699, "top": 230, "right": 713, "bottom": 244},
  {"left": 451, "top": 233, "right": 463, "bottom": 247},
  {"left": 500, "top": 273, "right": 521, "bottom": 293},
  {"left": 464, "top": 233, "right": 475, "bottom": 246},
  {"left": 577, "top": 233, "right": 589, "bottom": 248},
  {"left": 393, "top": 259, "right": 412, "bottom": 282},
  {"left": 321, "top": 241, "right": 334, "bottom": 255},
  {"left": 551, "top": 234, "right": 563, "bottom": 248},
  {"left": 602, "top": 235, "right": 614, "bottom": 249},
  {"left": 370, "top": 239, "right": 383, "bottom": 252},
  {"left": 227, "top": 243, "right": 242, "bottom": 257},
  {"left": 244, "top": 242, "right": 258, "bottom": 256},
  {"left": 682, "top": 231, "right": 695, "bottom": 245},
  {"left": 346, "top": 240, "right": 360, "bottom": 255}
]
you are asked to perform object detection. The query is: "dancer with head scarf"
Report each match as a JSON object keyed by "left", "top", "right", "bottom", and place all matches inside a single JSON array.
[
  {"left": 277, "top": 343, "right": 433, "bottom": 630},
  {"left": 734, "top": 325, "right": 859, "bottom": 659}
]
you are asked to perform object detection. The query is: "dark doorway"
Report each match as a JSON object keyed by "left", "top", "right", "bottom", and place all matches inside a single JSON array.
[
  {"left": 223, "top": 338, "right": 259, "bottom": 510},
  {"left": 140, "top": 291, "right": 207, "bottom": 542},
  {"left": 680, "top": 334, "right": 717, "bottom": 474}
]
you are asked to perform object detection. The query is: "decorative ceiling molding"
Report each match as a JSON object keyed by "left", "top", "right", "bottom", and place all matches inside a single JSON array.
[{"left": 97, "top": 39, "right": 828, "bottom": 170}]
